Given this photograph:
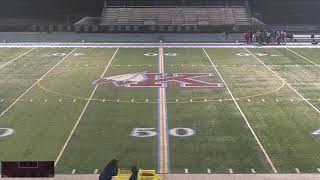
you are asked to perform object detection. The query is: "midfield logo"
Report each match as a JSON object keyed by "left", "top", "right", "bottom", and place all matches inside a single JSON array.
[{"left": 92, "top": 72, "right": 224, "bottom": 88}]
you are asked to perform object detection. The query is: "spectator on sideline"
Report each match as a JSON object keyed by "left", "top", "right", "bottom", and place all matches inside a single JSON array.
[
  {"left": 99, "top": 159, "right": 119, "bottom": 180},
  {"left": 281, "top": 30, "right": 287, "bottom": 45},
  {"left": 245, "top": 29, "right": 290, "bottom": 45},
  {"left": 244, "top": 31, "right": 250, "bottom": 44},
  {"left": 129, "top": 167, "right": 138, "bottom": 180},
  {"left": 224, "top": 32, "right": 229, "bottom": 41},
  {"left": 311, "top": 34, "right": 315, "bottom": 42}
]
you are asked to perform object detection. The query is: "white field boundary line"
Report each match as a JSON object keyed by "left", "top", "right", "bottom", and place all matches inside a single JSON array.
[
  {"left": 203, "top": 48, "right": 278, "bottom": 173},
  {"left": 286, "top": 48, "right": 320, "bottom": 68},
  {"left": 54, "top": 48, "right": 119, "bottom": 167},
  {"left": 0, "top": 48, "right": 77, "bottom": 119},
  {"left": 0, "top": 48, "right": 35, "bottom": 71},
  {"left": 244, "top": 48, "right": 320, "bottom": 115},
  {"left": 0, "top": 43, "right": 320, "bottom": 48}
]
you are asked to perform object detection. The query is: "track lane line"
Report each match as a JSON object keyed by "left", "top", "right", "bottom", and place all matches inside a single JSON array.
[
  {"left": 0, "top": 48, "right": 77, "bottom": 119},
  {"left": 203, "top": 48, "right": 278, "bottom": 173},
  {"left": 0, "top": 48, "right": 36, "bottom": 71},
  {"left": 244, "top": 48, "right": 320, "bottom": 115},
  {"left": 54, "top": 48, "right": 119, "bottom": 167}
]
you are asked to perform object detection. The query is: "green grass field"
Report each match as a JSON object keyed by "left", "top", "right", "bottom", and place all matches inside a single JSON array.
[{"left": 1, "top": 46, "right": 320, "bottom": 174}]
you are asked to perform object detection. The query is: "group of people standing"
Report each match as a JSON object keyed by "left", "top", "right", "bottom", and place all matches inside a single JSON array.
[{"left": 244, "top": 30, "right": 292, "bottom": 45}]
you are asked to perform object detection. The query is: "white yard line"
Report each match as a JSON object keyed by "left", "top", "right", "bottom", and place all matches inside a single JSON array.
[
  {"left": 203, "top": 48, "right": 278, "bottom": 173},
  {"left": 286, "top": 48, "right": 320, "bottom": 68},
  {"left": 158, "top": 46, "right": 169, "bottom": 174},
  {"left": 0, "top": 48, "right": 77, "bottom": 119},
  {"left": 54, "top": 48, "right": 119, "bottom": 167},
  {"left": 0, "top": 48, "right": 35, "bottom": 71},
  {"left": 244, "top": 48, "right": 320, "bottom": 115}
]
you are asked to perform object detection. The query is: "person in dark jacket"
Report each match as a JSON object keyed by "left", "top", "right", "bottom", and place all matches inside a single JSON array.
[
  {"left": 129, "top": 167, "right": 138, "bottom": 180},
  {"left": 99, "top": 159, "right": 119, "bottom": 180}
]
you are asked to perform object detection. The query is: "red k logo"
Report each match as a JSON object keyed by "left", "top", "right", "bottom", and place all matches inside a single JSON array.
[{"left": 92, "top": 72, "right": 224, "bottom": 88}]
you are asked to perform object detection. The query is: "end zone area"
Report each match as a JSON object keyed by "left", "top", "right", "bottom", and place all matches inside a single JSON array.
[{"left": 0, "top": 44, "right": 320, "bottom": 175}]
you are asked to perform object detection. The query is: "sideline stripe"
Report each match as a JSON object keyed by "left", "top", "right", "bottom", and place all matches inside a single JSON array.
[
  {"left": 0, "top": 42, "right": 320, "bottom": 48},
  {"left": 244, "top": 48, "right": 320, "bottom": 115},
  {"left": 54, "top": 48, "right": 119, "bottom": 167},
  {"left": 203, "top": 48, "right": 278, "bottom": 173},
  {"left": 0, "top": 48, "right": 77, "bottom": 119},
  {"left": 0, "top": 48, "right": 35, "bottom": 71},
  {"left": 286, "top": 48, "right": 320, "bottom": 68},
  {"left": 158, "top": 46, "right": 170, "bottom": 174}
]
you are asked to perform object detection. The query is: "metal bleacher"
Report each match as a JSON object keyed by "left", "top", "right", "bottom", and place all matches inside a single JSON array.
[{"left": 101, "top": 6, "right": 254, "bottom": 26}]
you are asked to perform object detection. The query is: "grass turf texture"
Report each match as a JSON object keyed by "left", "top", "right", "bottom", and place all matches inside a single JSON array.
[{"left": 0, "top": 47, "right": 320, "bottom": 174}]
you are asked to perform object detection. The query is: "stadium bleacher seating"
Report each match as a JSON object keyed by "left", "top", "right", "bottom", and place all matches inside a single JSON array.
[{"left": 101, "top": 6, "right": 256, "bottom": 26}]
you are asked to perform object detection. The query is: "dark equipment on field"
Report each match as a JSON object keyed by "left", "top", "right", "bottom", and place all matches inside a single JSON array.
[{"left": 99, "top": 159, "right": 118, "bottom": 180}]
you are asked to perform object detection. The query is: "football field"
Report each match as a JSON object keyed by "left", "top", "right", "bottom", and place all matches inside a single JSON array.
[{"left": 1, "top": 44, "right": 320, "bottom": 174}]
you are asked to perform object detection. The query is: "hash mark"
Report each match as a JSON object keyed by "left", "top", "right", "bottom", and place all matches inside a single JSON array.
[
  {"left": 229, "top": 168, "right": 233, "bottom": 174},
  {"left": 251, "top": 168, "right": 256, "bottom": 174},
  {"left": 207, "top": 168, "right": 211, "bottom": 174}
]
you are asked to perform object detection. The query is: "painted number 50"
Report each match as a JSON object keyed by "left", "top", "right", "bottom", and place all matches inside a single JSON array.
[{"left": 131, "top": 128, "right": 195, "bottom": 137}]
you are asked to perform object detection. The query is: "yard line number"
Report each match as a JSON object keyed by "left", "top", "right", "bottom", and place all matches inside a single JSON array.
[
  {"left": 144, "top": 53, "right": 177, "bottom": 57},
  {"left": 0, "top": 128, "right": 15, "bottom": 137},
  {"left": 131, "top": 128, "right": 195, "bottom": 137},
  {"left": 51, "top": 53, "right": 85, "bottom": 57},
  {"left": 312, "top": 129, "right": 320, "bottom": 136},
  {"left": 236, "top": 53, "right": 279, "bottom": 57}
]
